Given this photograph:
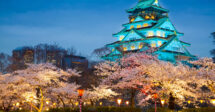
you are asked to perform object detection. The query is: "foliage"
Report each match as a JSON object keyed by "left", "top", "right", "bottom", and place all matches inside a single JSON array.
[
  {"left": 0, "top": 63, "right": 80, "bottom": 112},
  {"left": 96, "top": 53, "right": 215, "bottom": 107}
]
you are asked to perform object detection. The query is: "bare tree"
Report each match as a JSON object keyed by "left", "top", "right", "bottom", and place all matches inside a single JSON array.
[
  {"left": 66, "top": 47, "right": 77, "bottom": 55},
  {"left": 211, "top": 32, "right": 215, "bottom": 62},
  {"left": 0, "top": 53, "right": 11, "bottom": 73},
  {"left": 92, "top": 46, "right": 111, "bottom": 58}
]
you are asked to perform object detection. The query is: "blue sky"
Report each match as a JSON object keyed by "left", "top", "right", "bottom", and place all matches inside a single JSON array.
[{"left": 0, "top": 0, "right": 214, "bottom": 58}]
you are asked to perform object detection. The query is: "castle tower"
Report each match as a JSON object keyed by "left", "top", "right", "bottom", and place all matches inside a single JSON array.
[{"left": 102, "top": 0, "right": 196, "bottom": 63}]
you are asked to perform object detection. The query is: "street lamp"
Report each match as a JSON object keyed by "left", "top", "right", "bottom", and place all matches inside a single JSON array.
[
  {"left": 161, "top": 99, "right": 165, "bottom": 106},
  {"left": 153, "top": 93, "right": 158, "bottom": 112},
  {"left": 77, "top": 89, "right": 84, "bottom": 112},
  {"left": 211, "top": 99, "right": 215, "bottom": 105},
  {"left": 117, "top": 99, "right": 122, "bottom": 106},
  {"left": 125, "top": 101, "right": 129, "bottom": 106}
]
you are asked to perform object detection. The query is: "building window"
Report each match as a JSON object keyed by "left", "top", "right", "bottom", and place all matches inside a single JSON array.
[
  {"left": 119, "top": 35, "right": 125, "bottom": 41},
  {"left": 137, "top": 25, "right": 141, "bottom": 29},
  {"left": 130, "top": 18, "right": 135, "bottom": 22},
  {"left": 151, "top": 15, "right": 155, "bottom": 20},
  {"left": 130, "top": 25, "right": 134, "bottom": 29},
  {"left": 151, "top": 43, "right": 156, "bottom": 48},
  {"left": 123, "top": 47, "right": 127, "bottom": 51},
  {"left": 148, "top": 31, "right": 154, "bottom": 37},
  {"left": 139, "top": 44, "right": 143, "bottom": 49},
  {"left": 158, "top": 41, "right": 162, "bottom": 46},
  {"left": 143, "top": 23, "right": 149, "bottom": 27},
  {"left": 145, "top": 15, "right": 150, "bottom": 19},
  {"left": 157, "top": 31, "right": 161, "bottom": 37},
  {"left": 131, "top": 46, "right": 135, "bottom": 50},
  {"left": 162, "top": 33, "right": 165, "bottom": 37}
]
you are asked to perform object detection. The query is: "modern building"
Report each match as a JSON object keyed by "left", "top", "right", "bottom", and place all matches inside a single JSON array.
[
  {"left": 12, "top": 46, "right": 88, "bottom": 70},
  {"left": 62, "top": 55, "right": 88, "bottom": 70},
  {"left": 13, "top": 47, "right": 34, "bottom": 64},
  {"left": 102, "top": 0, "right": 196, "bottom": 63}
]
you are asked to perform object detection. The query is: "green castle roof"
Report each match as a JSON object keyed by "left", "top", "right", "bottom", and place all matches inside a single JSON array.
[{"left": 127, "top": 0, "right": 169, "bottom": 13}]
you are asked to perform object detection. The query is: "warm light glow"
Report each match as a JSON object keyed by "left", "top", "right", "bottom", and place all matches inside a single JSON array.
[
  {"left": 143, "top": 23, "right": 149, "bottom": 27},
  {"left": 16, "top": 102, "right": 20, "bottom": 107},
  {"left": 19, "top": 107, "right": 22, "bottom": 110},
  {"left": 137, "top": 25, "right": 141, "bottom": 28},
  {"left": 139, "top": 44, "right": 143, "bottom": 49},
  {"left": 53, "top": 103, "right": 56, "bottom": 106},
  {"left": 130, "top": 18, "right": 135, "bottom": 22},
  {"left": 123, "top": 47, "right": 127, "bottom": 51},
  {"left": 211, "top": 99, "right": 215, "bottom": 105},
  {"left": 151, "top": 15, "right": 155, "bottom": 20},
  {"left": 151, "top": 43, "right": 156, "bottom": 48},
  {"left": 200, "top": 100, "right": 204, "bottom": 104},
  {"left": 188, "top": 100, "right": 191, "bottom": 104},
  {"left": 145, "top": 15, "right": 150, "bottom": 19},
  {"left": 117, "top": 99, "right": 122, "bottom": 105},
  {"left": 46, "top": 108, "right": 49, "bottom": 111},
  {"left": 148, "top": 31, "right": 154, "bottom": 37},
  {"left": 161, "top": 100, "right": 165, "bottom": 105},
  {"left": 75, "top": 102, "right": 79, "bottom": 106},
  {"left": 130, "top": 25, "right": 134, "bottom": 29},
  {"left": 77, "top": 89, "right": 84, "bottom": 97},
  {"left": 46, "top": 101, "right": 49, "bottom": 105},
  {"left": 158, "top": 41, "right": 162, "bottom": 46},
  {"left": 155, "top": 0, "right": 158, "bottom": 4},
  {"left": 99, "top": 102, "right": 103, "bottom": 106},
  {"left": 125, "top": 101, "right": 129, "bottom": 105},
  {"left": 131, "top": 46, "right": 135, "bottom": 50},
  {"left": 119, "top": 35, "right": 125, "bottom": 41},
  {"left": 157, "top": 31, "right": 161, "bottom": 36},
  {"left": 162, "top": 33, "right": 165, "bottom": 37}
]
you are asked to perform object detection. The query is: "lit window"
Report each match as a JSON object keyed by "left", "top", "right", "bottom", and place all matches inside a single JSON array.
[
  {"left": 162, "top": 33, "right": 165, "bottom": 37},
  {"left": 145, "top": 15, "right": 150, "bottom": 19},
  {"left": 131, "top": 46, "right": 135, "bottom": 50},
  {"left": 142, "top": 11, "right": 145, "bottom": 14},
  {"left": 123, "top": 47, "right": 127, "bottom": 51},
  {"left": 139, "top": 44, "right": 143, "bottom": 49},
  {"left": 148, "top": 31, "right": 154, "bottom": 37},
  {"left": 112, "top": 49, "right": 115, "bottom": 51},
  {"left": 137, "top": 25, "right": 141, "bottom": 28},
  {"left": 130, "top": 25, "right": 134, "bottom": 29},
  {"left": 151, "top": 15, "right": 155, "bottom": 20},
  {"left": 158, "top": 41, "right": 162, "bottom": 46},
  {"left": 119, "top": 35, "right": 125, "bottom": 41},
  {"left": 157, "top": 31, "right": 161, "bottom": 37},
  {"left": 143, "top": 23, "right": 149, "bottom": 27},
  {"left": 155, "top": 0, "right": 158, "bottom": 4},
  {"left": 151, "top": 43, "right": 156, "bottom": 48},
  {"left": 130, "top": 18, "right": 135, "bottom": 22}
]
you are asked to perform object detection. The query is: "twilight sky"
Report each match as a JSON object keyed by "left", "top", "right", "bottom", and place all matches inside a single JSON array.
[{"left": 0, "top": 0, "right": 214, "bottom": 59}]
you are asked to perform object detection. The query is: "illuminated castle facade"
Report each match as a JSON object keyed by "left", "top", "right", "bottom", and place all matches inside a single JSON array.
[{"left": 102, "top": 0, "right": 196, "bottom": 63}]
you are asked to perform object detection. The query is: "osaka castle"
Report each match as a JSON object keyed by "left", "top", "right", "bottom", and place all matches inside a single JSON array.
[{"left": 102, "top": 0, "right": 196, "bottom": 63}]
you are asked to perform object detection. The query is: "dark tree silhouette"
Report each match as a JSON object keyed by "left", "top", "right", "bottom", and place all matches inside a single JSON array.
[{"left": 211, "top": 32, "right": 215, "bottom": 62}]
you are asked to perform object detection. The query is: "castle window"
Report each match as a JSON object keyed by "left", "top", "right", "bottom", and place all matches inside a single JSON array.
[
  {"left": 158, "top": 41, "right": 162, "bottom": 46},
  {"left": 162, "top": 33, "right": 165, "bottom": 37},
  {"left": 151, "top": 15, "right": 155, "bottom": 20},
  {"left": 130, "top": 18, "right": 135, "bottom": 22},
  {"left": 123, "top": 47, "right": 127, "bottom": 51},
  {"left": 119, "top": 35, "right": 125, "bottom": 41},
  {"left": 151, "top": 43, "right": 156, "bottom": 48},
  {"left": 130, "top": 25, "right": 134, "bottom": 29},
  {"left": 139, "top": 44, "right": 143, "bottom": 49},
  {"left": 157, "top": 31, "right": 161, "bottom": 37},
  {"left": 148, "top": 31, "right": 154, "bottom": 37},
  {"left": 143, "top": 23, "right": 149, "bottom": 27},
  {"left": 131, "top": 46, "right": 135, "bottom": 50},
  {"left": 137, "top": 25, "right": 141, "bottom": 29},
  {"left": 145, "top": 15, "right": 150, "bottom": 19}
]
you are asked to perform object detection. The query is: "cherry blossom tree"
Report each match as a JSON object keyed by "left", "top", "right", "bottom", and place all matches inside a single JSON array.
[
  {"left": 96, "top": 53, "right": 211, "bottom": 107},
  {"left": 0, "top": 63, "right": 80, "bottom": 112}
]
